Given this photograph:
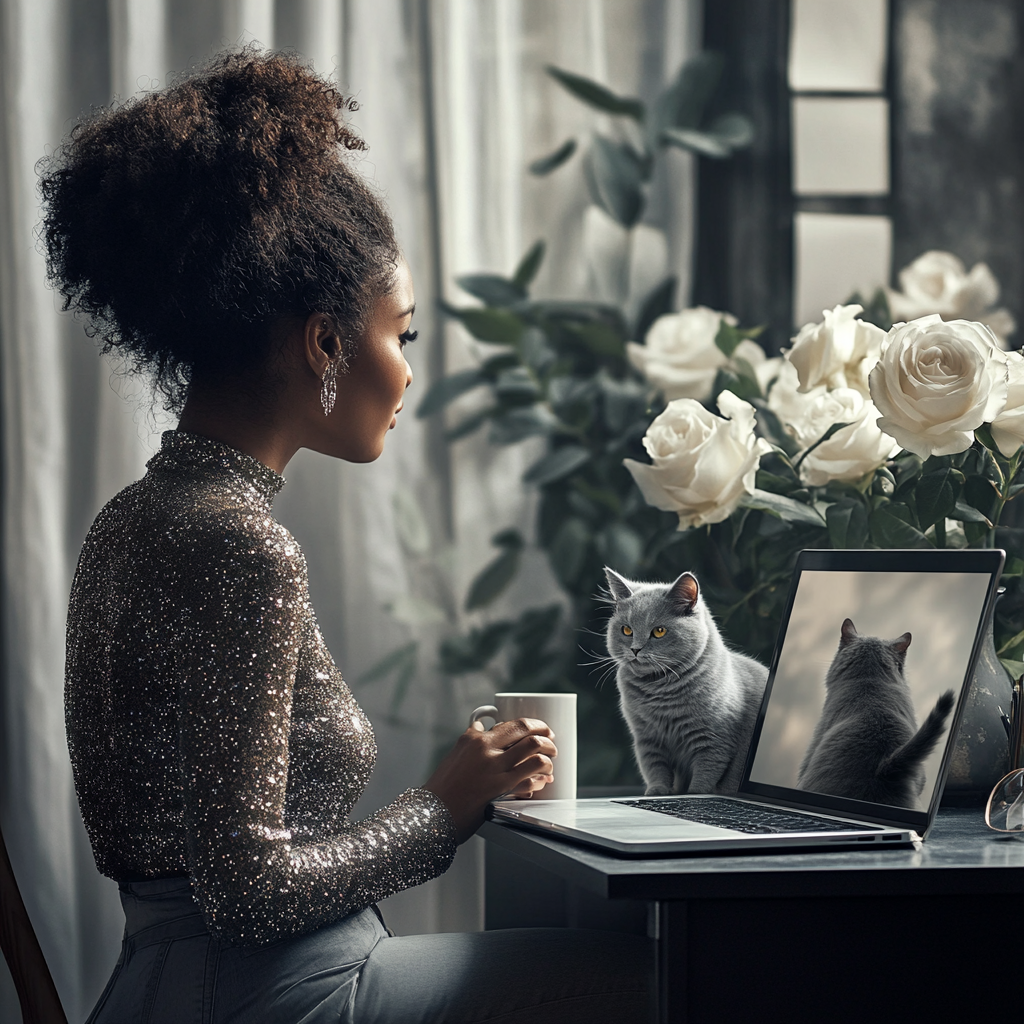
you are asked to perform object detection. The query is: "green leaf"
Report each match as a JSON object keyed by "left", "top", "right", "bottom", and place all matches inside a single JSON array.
[
  {"left": 523, "top": 445, "right": 591, "bottom": 486},
  {"left": 488, "top": 406, "right": 558, "bottom": 445},
  {"left": 465, "top": 546, "right": 522, "bottom": 611},
  {"left": 953, "top": 500, "right": 992, "bottom": 525},
  {"left": 711, "top": 367, "right": 762, "bottom": 404},
  {"left": 598, "top": 522, "right": 643, "bottom": 575},
  {"left": 445, "top": 407, "right": 494, "bottom": 441},
  {"left": 755, "top": 470, "right": 799, "bottom": 495},
  {"left": 660, "top": 126, "right": 732, "bottom": 159},
  {"left": 997, "top": 624, "right": 1024, "bottom": 656},
  {"left": 448, "top": 306, "right": 526, "bottom": 345},
  {"left": 633, "top": 276, "right": 677, "bottom": 343},
  {"left": 1004, "top": 555, "right": 1024, "bottom": 577},
  {"left": 439, "top": 622, "right": 513, "bottom": 674},
  {"left": 962, "top": 475, "right": 998, "bottom": 519},
  {"left": 529, "top": 139, "right": 578, "bottom": 176},
  {"left": 869, "top": 504, "right": 931, "bottom": 548},
  {"left": 513, "top": 240, "right": 546, "bottom": 288},
  {"left": 914, "top": 468, "right": 961, "bottom": 529},
  {"left": 650, "top": 52, "right": 724, "bottom": 134},
  {"left": 583, "top": 136, "right": 645, "bottom": 226},
  {"left": 357, "top": 641, "right": 418, "bottom": 687},
  {"left": 416, "top": 368, "right": 487, "bottom": 418},
  {"left": 546, "top": 66, "right": 645, "bottom": 121},
  {"left": 456, "top": 274, "right": 525, "bottom": 307},
  {"left": 714, "top": 319, "right": 743, "bottom": 358},
  {"left": 492, "top": 528, "right": 525, "bottom": 550},
  {"left": 548, "top": 517, "right": 591, "bottom": 587},
  {"left": 495, "top": 367, "right": 541, "bottom": 403},
  {"left": 564, "top": 318, "right": 627, "bottom": 359},
  {"left": 740, "top": 489, "right": 826, "bottom": 526},
  {"left": 708, "top": 112, "right": 754, "bottom": 150},
  {"left": 1000, "top": 658, "right": 1024, "bottom": 680},
  {"left": 826, "top": 500, "right": 869, "bottom": 549}
]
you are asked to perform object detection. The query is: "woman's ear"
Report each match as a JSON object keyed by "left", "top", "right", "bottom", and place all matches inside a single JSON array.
[{"left": 302, "top": 313, "right": 342, "bottom": 376}]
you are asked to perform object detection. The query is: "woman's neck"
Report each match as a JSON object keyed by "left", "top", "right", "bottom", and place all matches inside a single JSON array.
[{"left": 176, "top": 392, "right": 299, "bottom": 475}]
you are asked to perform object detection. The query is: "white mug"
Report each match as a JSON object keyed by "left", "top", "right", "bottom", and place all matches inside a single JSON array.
[{"left": 469, "top": 692, "right": 577, "bottom": 800}]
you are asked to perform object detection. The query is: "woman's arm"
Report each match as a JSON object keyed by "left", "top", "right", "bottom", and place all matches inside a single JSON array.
[{"left": 176, "top": 518, "right": 456, "bottom": 946}]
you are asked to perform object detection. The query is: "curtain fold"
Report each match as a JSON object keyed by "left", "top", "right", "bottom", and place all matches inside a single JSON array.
[{"left": 0, "top": 1, "right": 698, "bottom": 1017}]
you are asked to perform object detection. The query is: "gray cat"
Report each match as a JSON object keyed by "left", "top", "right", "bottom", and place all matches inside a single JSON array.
[
  {"left": 604, "top": 568, "right": 768, "bottom": 796},
  {"left": 797, "top": 619, "right": 955, "bottom": 807}
]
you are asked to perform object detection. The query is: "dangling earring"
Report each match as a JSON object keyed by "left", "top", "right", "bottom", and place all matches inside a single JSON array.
[{"left": 321, "top": 357, "right": 339, "bottom": 416}]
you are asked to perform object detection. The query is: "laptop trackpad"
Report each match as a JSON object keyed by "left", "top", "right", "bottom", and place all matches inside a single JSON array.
[{"left": 498, "top": 800, "right": 737, "bottom": 838}]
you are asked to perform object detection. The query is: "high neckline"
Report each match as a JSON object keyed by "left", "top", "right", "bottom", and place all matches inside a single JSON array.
[{"left": 148, "top": 430, "right": 286, "bottom": 506}]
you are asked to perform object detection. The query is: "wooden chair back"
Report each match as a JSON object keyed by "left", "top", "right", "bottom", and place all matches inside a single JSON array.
[{"left": 0, "top": 821, "right": 68, "bottom": 1024}]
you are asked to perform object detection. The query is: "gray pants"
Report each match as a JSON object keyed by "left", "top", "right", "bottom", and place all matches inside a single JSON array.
[{"left": 88, "top": 878, "right": 653, "bottom": 1023}]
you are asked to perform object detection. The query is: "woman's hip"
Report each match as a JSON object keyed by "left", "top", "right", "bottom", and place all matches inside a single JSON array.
[{"left": 87, "top": 878, "right": 387, "bottom": 1024}]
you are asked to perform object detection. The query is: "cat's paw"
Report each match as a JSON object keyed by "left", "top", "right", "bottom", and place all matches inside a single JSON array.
[{"left": 644, "top": 784, "right": 672, "bottom": 797}]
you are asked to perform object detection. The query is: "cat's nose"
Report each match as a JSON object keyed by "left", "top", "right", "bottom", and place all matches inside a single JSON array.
[{"left": 631, "top": 646, "right": 642, "bottom": 655}]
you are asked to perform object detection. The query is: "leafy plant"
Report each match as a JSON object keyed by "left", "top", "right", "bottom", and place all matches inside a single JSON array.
[
  {"left": 364, "top": 54, "right": 760, "bottom": 785},
  {"left": 531, "top": 55, "right": 754, "bottom": 227}
]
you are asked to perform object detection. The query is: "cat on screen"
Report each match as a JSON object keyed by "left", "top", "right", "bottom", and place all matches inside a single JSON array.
[
  {"left": 604, "top": 568, "right": 768, "bottom": 796},
  {"left": 797, "top": 618, "right": 955, "bottom": 807}
]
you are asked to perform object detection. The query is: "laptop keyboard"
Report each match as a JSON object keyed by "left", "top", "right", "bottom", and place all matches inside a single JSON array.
[{"left": 616, "top": 797, "right": 875, "bottom": 834}]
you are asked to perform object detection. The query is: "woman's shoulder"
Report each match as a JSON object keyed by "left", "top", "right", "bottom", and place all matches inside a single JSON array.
[{"left": 84, "top": 471, "right": 306, "bottom": 580}]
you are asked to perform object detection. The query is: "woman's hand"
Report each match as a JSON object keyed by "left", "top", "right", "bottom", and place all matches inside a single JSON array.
[{"left": 423, "top": 718, "right": 557, "bottom": 844}]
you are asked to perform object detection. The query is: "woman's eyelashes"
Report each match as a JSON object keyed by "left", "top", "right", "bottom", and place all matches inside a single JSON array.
[{"left": 399, "top": 329, "right": 418, "bottom": 346}]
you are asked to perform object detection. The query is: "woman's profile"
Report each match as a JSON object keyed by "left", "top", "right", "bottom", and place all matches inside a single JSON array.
[{"left": 41, "top": 48, "right": 651, "bottom": 1023}]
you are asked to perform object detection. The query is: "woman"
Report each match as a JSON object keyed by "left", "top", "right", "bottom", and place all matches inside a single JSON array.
[{"left": 43, "top": 49, "right": 651, "bottom": 1023}]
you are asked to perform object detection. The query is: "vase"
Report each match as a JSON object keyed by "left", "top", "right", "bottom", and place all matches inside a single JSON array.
[{"left": 941, "top": 592, "right": 1013, "bottom": 806}]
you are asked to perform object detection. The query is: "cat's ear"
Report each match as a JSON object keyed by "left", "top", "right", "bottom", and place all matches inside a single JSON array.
[
  {"left": 892, "top": 632, "right": 912, "bottom": 658},
  {"left": 604, "top": 568, "right": 634, "bottom": 602},
  {"left": 669, "top": 573, "right": 700, "bottom": 613},
  {"left": 840, "top": 618, "right": 858, "bottom": 645}
]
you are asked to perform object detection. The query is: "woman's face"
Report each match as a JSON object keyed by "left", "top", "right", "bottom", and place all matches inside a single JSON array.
[{"left": 325, "top": 261, "right": 416, "bottom": 462}]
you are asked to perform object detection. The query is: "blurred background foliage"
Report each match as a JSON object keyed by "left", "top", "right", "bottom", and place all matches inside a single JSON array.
[
  {"left": 361, "top": 51, "right": 759, "bottom": 786},
  {"left": 361, "top": 49, "right": 1024, "bottom": 787}
]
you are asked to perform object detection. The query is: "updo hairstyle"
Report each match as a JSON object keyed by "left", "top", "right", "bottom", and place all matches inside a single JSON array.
[{"left": 39, "top": 47, "right": 399, "bottom": 412}]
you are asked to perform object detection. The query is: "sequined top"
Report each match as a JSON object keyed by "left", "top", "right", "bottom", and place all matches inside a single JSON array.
[{"left": 65, "top": 430, "right": 456, "bottom": 946}]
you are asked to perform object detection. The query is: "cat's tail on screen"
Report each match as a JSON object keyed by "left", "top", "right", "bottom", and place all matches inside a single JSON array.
[{"left": 876, "top": 690, "right": 956, "bottom": 783}]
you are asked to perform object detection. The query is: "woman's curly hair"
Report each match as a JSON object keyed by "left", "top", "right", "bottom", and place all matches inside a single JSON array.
[{"left": 39, "top": 47, "right": 399, "bottom": 412}]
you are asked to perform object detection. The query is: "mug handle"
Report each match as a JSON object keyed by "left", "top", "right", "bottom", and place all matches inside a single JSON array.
[{"left": 469, "top": 705, "right": 500, "bottom": 729}]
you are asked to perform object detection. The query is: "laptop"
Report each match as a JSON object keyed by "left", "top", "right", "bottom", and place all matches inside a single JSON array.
[{"left": 489, "top": 547, "right": 1005, "bottom": 855}]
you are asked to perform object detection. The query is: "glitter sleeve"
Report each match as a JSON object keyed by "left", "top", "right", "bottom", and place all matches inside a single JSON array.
[{"left": 177, "top": 518, "right": 457, "bottom": 945}]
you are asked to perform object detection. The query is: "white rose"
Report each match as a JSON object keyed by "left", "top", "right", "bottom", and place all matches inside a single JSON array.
[
  {"left": 627, "top": 306, "right": 736, "bottom": 401},
  {"left": 868, "top": 315, "right": 1007, "bottom": 459},
  {"left": 786, "top": 304, "right": 886, "bottom": 395},
  {"left": 767, "top": 360, "right": 827, "bottom": 444},
  {"left": 796, "top": 389, "right": 900, "bottom": 487},
  {"left": 886, "top": 250, "right": 1016, "bottom": 347},
  {"left": 990, "top": 350, "right": 1024, "bottom": 457},
  {"left": 624, "top": 390, "right": 771, "bottom": 530}
]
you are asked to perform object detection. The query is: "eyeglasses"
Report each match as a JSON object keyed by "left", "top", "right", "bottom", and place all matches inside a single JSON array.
[
  {"left": 986, "top": 676, "right": 1024, "bottom": 833},
  {"left": 986, "top": 769, "right": 1024, "bottom": 832}
]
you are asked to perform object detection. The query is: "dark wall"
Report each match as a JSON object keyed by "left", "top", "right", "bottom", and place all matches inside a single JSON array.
[
  {"left": 893, "top": 1, "right": 1023, "bottom": 332},
  {"left": 695, "top": 0, "right": 1024, "bottom": 351},
  {"left": 694, "top": 0, "right": 793, "bottom": 354}
]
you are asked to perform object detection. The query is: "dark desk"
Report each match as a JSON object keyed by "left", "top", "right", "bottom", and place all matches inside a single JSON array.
[{"left": 481, "top": 808, "right": 1024, "bottom": 1023}]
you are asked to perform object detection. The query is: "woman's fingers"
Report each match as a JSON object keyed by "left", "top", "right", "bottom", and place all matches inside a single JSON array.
[
  {"left": 489, "top": 717, "right": 554, "bottom": 749},
  {"left": 494, "top": 731, "right": 557, "bottom": 772},
  {"left": 507, "top": 774, "right": 555, "bottom": 798}
]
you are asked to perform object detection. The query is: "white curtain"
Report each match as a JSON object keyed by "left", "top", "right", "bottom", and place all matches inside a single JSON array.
[{"left": 0, "top": 1, "right": 699, "bottom": 1018}]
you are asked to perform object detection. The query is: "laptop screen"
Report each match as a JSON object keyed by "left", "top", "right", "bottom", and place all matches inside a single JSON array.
[{"left": 743, "top": 549, "right": 1004, "bottom": 826}]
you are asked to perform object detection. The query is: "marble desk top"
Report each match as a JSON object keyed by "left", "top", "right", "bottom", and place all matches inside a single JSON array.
[{"left": 479, "top": 806, "right": 1024, "bottom": 901}]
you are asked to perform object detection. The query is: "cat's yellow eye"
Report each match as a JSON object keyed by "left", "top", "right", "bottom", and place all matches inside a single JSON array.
[
  {"left": 622, "top": 625, "right": 633, "bottom": 636},
  {"left": 652, "top": 626, "right": 667, "bottom": 638}
]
